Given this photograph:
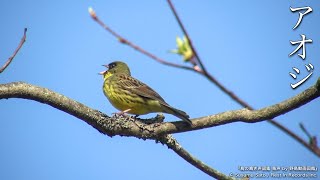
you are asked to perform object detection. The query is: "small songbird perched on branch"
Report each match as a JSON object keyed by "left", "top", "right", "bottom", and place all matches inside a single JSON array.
[{"left": 99, "top": 61, "right": 192, "bottom": 125}]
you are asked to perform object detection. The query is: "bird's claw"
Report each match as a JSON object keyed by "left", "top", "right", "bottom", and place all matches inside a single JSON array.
[{"left": 112, "top": 108, "right": 132, "bottom": 117}]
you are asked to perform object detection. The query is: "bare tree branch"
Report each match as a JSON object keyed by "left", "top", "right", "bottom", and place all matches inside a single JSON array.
[
  {"left": 0, "top": 28, "right": 27, "bottom": 73},
  {"left": 88, "top": 7, "right": 194, "bottom": 71},
  {"left": 158, "top": 135, "right": 234, "bottom": 180}
]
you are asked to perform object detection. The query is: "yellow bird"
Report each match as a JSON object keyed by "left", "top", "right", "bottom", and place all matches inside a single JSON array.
[{"left": 99, "top": 61, "right": 192, "bottom": 125}]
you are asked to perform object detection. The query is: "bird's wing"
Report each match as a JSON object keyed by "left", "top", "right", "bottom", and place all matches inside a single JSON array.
[{"left": 117, "top": 74, "right": 166, "bottom": 103}]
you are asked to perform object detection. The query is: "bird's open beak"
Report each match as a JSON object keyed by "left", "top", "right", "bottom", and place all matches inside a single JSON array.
[{"left": 98, "top": 65, "right": 109, "bottom": 75}]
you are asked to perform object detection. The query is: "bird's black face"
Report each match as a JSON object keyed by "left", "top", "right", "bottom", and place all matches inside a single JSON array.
[
  {"left": 108, "top": 62, "right": 117, "bottom": 70},
  {"left": 99, "top": 61, "right": 131, "bottom": 80},
  {"left": 99, "top": 62, "right": 119, "bottom": 76}
]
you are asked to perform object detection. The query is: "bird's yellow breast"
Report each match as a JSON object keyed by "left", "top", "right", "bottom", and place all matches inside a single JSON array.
[{"left": 103, "top": 76, "right": 162, "bottom": 115}]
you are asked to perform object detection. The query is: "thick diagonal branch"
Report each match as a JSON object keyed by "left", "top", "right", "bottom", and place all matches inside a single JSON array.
[{"left": 0, "top": 79, "right": 319, "bottom": 139}]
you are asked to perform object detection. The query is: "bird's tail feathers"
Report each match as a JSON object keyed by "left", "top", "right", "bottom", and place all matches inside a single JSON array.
[{"left": 162, "top": 105, "right": 192, "bottom": 125}]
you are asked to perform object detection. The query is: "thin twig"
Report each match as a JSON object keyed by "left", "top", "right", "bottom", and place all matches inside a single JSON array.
[
  {"left": 299, "top": 123, "right": 319, "bottom": 153},
  {"left": 88, "top": 7, "right": 193, "bottom": 71},
  {"left": 299, "top": 123, "right": 313, "bottom": 139},
  {"left": 167, "top": 0, "right": 208, "bottom": 74},
  {"left": 0, "top": 28, "right": 27, "bottom": 73}
]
